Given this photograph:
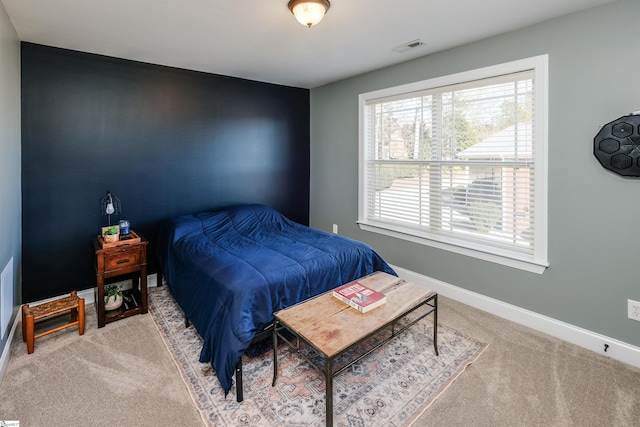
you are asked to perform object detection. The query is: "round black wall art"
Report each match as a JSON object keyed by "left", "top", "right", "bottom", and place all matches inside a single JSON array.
[{"left": 594, "top": 114, "right": 640, "bottom": 177}]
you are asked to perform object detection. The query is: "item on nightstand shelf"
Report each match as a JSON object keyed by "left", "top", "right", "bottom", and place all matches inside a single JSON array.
[
  {"left": 119, "top": 219, "right": 130, "bottom": 235},
  {"left": 104, "top": 284, "right": 123, "bottom": 311},
  {"left": 97, "top": 229, "right": 142, "bottom": 248},
  {"left": 332, "top": 280, "right": 386, "bottom": 313},
  {"left": 102, "top": 225, "right": 120, "bottom": 244}
]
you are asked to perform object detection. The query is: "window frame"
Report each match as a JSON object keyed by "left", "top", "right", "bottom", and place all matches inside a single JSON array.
[{"left": 357, "top": 55, "right": 549, "bottom": 274}]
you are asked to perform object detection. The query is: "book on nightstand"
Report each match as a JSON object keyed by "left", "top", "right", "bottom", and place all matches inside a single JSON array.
[{"left": 332, "top": 280, "right": 387, "bottom": 313}]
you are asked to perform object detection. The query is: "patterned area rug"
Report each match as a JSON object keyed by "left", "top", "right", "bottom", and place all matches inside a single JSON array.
[{"left": 148, "top": 285, "right": 487, "bottom": 427}]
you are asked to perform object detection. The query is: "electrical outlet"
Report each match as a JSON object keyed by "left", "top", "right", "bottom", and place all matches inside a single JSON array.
[
  {"left": 628, "top": 299, "right": 640, "bottom": 321},
  {"left": 332, "top": 224, "right": 338, "bottom": 234}
]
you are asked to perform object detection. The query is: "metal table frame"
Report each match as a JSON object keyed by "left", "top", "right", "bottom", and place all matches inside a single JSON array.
[{"left": 272, "top": 293, "right": 438, "bottom": 426}]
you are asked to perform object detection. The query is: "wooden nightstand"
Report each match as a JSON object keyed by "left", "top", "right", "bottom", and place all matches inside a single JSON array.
[{"left": 93, "top": 232, "right": 148, "bottom": 328}]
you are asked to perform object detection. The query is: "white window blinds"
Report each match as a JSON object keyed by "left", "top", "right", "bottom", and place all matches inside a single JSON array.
[{"left": 358, "top": 57, "right": 548, "bottom": 272}]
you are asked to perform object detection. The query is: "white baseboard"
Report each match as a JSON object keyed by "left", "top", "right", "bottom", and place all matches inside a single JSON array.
[
  {"left": 4, "top": 268, "right": 638, "bottom": 384},
  {"left": 392, "top": 265, "right": 640, "bottom": 369},
  {"left": 30, "top": 273, "right": 160, "bottom": 308},
  {"left": 0, "top": 312, "right": 19, "bottom": 384},
  {"left": 147, "top": 272, "right": 159, "bottom": 288}
]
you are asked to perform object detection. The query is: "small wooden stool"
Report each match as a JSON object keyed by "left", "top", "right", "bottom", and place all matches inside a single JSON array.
[{"left": 21, "top": 290, "right": 85, "bottom": 354}]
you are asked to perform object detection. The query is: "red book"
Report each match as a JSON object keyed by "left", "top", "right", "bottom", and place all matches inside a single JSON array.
[{"left": 332, "top": 280, "right": 387, "bottom": 313}]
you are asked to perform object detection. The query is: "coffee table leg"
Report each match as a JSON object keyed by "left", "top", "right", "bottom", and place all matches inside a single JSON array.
[
  {"left": 326, "top": 357, "right": 333, "bottom": 427},
  {"left": 272, "top": 320, "right": 278, "bottom": 387},
  {"left": 433, "top": 294, "right": 439, "bottom": 356}
]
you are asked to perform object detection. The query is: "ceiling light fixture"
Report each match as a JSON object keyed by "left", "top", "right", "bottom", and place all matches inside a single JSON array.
[{"left": 288, "top": 0, "right": 330, "bottom": 28}]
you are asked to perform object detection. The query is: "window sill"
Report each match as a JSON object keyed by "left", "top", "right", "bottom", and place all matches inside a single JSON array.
[{"left": 358, "top": 221, "right": 548, "bottom": 274}]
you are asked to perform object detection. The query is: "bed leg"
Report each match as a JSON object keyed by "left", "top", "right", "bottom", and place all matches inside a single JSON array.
[
  {"left": 236, "top": 358, "right": 243, "bottom": 402},
  {"left": 184, "top": 314, "right": 190, "bottom": 328}
]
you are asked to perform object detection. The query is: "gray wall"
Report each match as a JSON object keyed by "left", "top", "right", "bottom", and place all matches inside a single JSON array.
[
  {"left": 310, "top": 0, "right": 640, "bottom": 347},
  {"left": 0, "top": 2, "right": 21, "bottom": 354}
]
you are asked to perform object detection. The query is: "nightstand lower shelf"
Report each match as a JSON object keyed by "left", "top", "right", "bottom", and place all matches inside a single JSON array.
[{"left": 103, "top": 289, "right": 144, "bottom": 324}]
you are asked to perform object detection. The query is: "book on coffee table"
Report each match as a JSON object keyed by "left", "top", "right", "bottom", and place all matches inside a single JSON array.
[{"left": 332, "top": 281, "right": 387, "bottom": 313}]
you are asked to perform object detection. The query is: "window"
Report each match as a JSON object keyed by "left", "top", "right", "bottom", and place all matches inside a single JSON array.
[{"left": 358, "top": 56, "right": 548, "bottom": 273}]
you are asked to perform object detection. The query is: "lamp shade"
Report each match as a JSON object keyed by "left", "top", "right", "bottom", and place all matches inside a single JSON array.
[
  {"left": 101, "top": 191, "right": 121, "bottom": 225},
  {"left": 288, "top": 0, "right": 330, "bottom": 28}
]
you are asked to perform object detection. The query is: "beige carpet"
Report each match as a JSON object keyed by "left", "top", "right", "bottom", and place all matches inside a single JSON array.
[
  {"left": 0, "top": 309, "right": 203, "bottom": 426},
  {"left": 415, "top": 298, "right": 640, "bottom": 427},
  {"left": 1, "top": 294, "right": 639, "bottom": 426}
]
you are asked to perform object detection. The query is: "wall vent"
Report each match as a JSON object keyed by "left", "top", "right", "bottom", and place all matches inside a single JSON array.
[{"left": 392, "top": 39, "right": 426, "bottom": 53}]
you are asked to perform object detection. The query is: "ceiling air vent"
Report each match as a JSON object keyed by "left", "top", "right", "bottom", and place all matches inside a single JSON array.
[{"left": 392, "top": 39, "right": 425, "bottom": 53}]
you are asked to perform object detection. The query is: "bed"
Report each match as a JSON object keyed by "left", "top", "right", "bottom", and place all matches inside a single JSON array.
[{"left": 156, "top": 204, "right": 396, "bottom": 397}]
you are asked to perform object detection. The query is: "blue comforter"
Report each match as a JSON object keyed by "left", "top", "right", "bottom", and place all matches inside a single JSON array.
[{"left": 156, "top": 204, "right": 395, "bottom": 393}]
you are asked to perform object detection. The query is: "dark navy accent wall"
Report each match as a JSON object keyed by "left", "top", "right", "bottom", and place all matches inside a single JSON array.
[{"left": 21, "top": 43, "right": 310, "bottom": 303}]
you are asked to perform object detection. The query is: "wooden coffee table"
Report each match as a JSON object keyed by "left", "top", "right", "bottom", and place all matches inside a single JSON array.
[{"left": 272, "top": 271, "right": 438, "bottom": 426}]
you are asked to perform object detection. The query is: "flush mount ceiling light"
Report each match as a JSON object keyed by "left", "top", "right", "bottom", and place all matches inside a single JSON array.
[{"left": 288, "top": 0, "right": 330, "bottom": 28}]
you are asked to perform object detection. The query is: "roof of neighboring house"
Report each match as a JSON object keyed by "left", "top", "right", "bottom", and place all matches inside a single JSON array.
[{"left": 457, "top": 123, "right": 533, "bottom": 160}]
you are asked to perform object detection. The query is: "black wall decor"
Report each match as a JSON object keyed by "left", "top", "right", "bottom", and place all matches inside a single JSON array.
[
  {"left": 594, "top": 114, "right": 640, "bottom": 177},
  {"left": 21, "top": 43, "right": 310, "bottom": 303}
]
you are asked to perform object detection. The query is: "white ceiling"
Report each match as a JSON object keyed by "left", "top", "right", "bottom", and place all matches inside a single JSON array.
[{"left": 1, "top": 0, "right": 616, "bottom": 88}]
